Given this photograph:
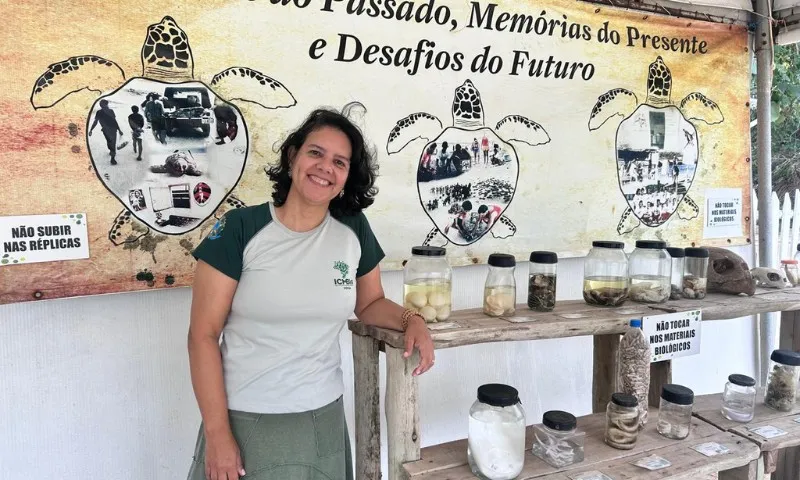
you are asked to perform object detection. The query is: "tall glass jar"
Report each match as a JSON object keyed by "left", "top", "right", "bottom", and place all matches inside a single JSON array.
[
  {"left": 781, "top": 260, "right": 800, "bottom": 286},
  {"left": 583, "top": 241, "right": 629, "bottom": 307},
  {"left": 403, "top": 246, "right": 452, "bottom": 323},
  {"left": 531, "top": 410, "right": 585, "bottom": 468},
  {"left": 528, "top": 251, "right": 558, "bottom": 312},
  {"left": 628, "top": 240, "right": 671, "bottom": 304},
  {"left": 765, "top": 349, "right": 800, "bottom": 412},
  {"left": 721, "top": 374, "right": 756, "bottom": 423},
  {"left": 656, "top": 384, "right": 694, "bottom": 440},
  {"left": 683, "top": 247, "right": 709, "bottom": 299},
  {"left": 467, "top": 384, "right": 526, "bottom": 480},
  {"left": 666, "top": 247, "right": 685, "bottom": 300},
  {"left": 484, "top": 253, "right": 517, "bottom": 317},
  {"left": 605, "top": 393, "right": 640, "bottom": 450}
]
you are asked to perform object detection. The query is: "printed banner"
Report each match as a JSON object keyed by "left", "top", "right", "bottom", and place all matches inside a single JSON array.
[{"left": 0, "top": 0, "right": 751, "bottom": 304}]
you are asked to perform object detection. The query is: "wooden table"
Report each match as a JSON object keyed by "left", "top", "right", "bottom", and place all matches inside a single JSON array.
[
  {"left": 694, "top": 392, "right": 800, "bottom": 478},
  {"left": 349, "top": 288, "right": 800, "bottom": 480}
]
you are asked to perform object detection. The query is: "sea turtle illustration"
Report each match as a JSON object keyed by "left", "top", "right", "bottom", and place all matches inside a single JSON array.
[
  {"left": 587, "top": 56, "right": 724, "bottom": 235},
  {"left": 385, "top": 79, "right": 550, "bottom": 247},
  {"left": 29, "top": 15, "right": 296, "bottom": 241}
]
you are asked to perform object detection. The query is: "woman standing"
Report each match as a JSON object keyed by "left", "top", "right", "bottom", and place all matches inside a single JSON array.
[{"left": 187, "top": 108, "right": 435, "bottom": 480}]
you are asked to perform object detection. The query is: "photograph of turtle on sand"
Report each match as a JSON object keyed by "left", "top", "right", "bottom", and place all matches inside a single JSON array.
[{"left": 385, "top": 79, "right": 550, "bottom": 247}]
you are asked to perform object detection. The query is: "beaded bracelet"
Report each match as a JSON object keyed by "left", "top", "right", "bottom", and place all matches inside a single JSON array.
[{"left": 401, "top": 308, "right": 424, "bottom": 331}]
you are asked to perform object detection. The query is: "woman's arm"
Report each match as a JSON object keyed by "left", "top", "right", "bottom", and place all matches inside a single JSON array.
[
  {"left": 355, "top": 265, "right": 435, "bottom": 376},
  {"left": 187, "top": 260, "right": 245, "bottom": 479}
]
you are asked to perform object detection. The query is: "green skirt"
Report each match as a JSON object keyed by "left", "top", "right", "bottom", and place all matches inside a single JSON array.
[{"left": 187, "top": 396, "right": 354, "bottom": 480}]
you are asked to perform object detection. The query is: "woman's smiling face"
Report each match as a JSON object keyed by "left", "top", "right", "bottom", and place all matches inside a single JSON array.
[{"left": 289, "top": 126, "right": 352, "bottom": 206}]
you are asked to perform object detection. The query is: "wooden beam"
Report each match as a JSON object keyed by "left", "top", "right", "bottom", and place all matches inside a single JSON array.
[
  {"left": 352, "top": 333, "right": 381, "bottom": 480},
  {"left": 592, "top": 334, "right": 620, "bottom": 413},
  {"left": 385, "top": 346, "right": 420, "bottom": 480}
]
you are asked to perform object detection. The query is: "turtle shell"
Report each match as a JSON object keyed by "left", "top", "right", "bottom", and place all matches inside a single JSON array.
[
  {"left": 87, "top": 77, "right": 248, "bottom": 235},
  {"left": 615, "top": 104, "right": 698, "bottom": 228},
  {"left": 416, "top": 125, "right": 519, "bottom": 245}
]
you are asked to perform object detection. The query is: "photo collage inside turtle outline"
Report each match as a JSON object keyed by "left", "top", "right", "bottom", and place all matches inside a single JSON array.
[
  {"left": 416, "top": 127, "right": 519, "bottom": 246},
  {"left": 614, "top": 103, "right": 702, "bottom": 228},
  {"left": 85, "top": 78, "right": 249, "bottom": 236}
]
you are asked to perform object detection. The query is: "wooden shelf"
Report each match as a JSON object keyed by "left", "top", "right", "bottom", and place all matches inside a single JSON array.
[
  {"left": 402, "top": 410, "right": 758, "bottom": 479},
  {"left": 349, "top": 288, "right": 800, "bottom": 350}
]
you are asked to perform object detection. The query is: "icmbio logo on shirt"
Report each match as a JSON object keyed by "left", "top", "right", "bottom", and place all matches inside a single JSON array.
[{"left": 333, "top": 260, "right": 353, "bottom": 288}]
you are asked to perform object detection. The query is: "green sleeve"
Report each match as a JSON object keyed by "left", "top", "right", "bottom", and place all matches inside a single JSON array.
[
  {"left": 354, "top": 212, "right": 385, "bottom": 278},
  {"left": 192, "top": 210, "right": 246, "bottom": 281}
]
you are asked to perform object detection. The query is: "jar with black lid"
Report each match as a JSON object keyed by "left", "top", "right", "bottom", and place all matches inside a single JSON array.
[
  {"left": 666, "top": 247, "right": 685, "bottom": 300},
  {"left": 721, "top": 374, "right": 756, "bottom": 423},
  {"left": 683, "top": 247, "right": 709, "bottom": 299},
  {"left": 484, "top": 253, "right": 517, "bottom": 317},
  {"left": 656, "top": 384, "right": 694, "bottom": 440},
  {"left": 403, "top": 246, "right": 452, "bottom": 323},
  {"left": 467, "top": 384, "right": 526, "bottom": 480},
  {"left": 531, "top": 410, "right": 585, "bottom": 468},
  {"left": 583, "top": 241, "right": 629, "bottom": 307},
  {"left": 628, "top": 240, "right": 671, "bottom": 304},
  {"left": 765, "top": 349, "right": 800, "bottom": 412},
  {"left": 605, "top": 392, "right": 640, "bottom": 450},
  {"left": 528, "top": 251, "right": 557, "bottom": 312}
]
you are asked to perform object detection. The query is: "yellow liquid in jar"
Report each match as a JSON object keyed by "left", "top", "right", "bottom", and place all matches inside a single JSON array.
[
  {"left": 582, "top": 276, "right": 629, "bottom": 307},
  {"left": 403, "top": 280, "right": 452, "bottom": 323},
  {"left": 484, "top": 285, "right": 516, "bottom": 317}
]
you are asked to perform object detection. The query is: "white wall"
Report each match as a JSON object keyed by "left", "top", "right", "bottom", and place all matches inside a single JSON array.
[{"left": 0, "top": 245, "right": 757, "bottom": 479}]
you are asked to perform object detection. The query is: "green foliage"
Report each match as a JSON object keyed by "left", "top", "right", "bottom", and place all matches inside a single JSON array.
[{"left": 752, "top": 44, "right": 800, "bottom": 197}]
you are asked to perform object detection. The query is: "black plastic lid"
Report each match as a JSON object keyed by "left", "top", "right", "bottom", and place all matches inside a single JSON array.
[
  {"left": 611, "top": 392, "right": 639, "bottom": 408},
  {"left": 770, "top": 349, "right": 800, "bottom": 366},
  {"left": 488, "top": 253, "right": 516, "bottom": 268},
  {"left": 530, "top": 251, "right": 558, "bottom": 264},
  {"left": 666, "top": 247, "right": 685, "bottom": 258},
  {"left": 411, "top": 246, "right": 446, "bottom": 257},
  {"left": 477, "top": 384, "right": 520, "bottom": 407},
  {"left": 797, "top": 243, "right": 800, "bottom": 252},
  {"left": 542, "top": 410, "right": 577, "bottom": 431},
  {"left": 592, "top": 241, "right": 624, "bottom": 249},
  {"left": 661, "top": 384, "right": 694, "bottom": 405},
  {"left": 728, "top": 374, "right": 756, "bottom": 387},
  {"left": 684, "top": 247, "right": 709, "bottom": 258},
  {"left": 636, "top": 240, "right": 667, "bottom": 249}
]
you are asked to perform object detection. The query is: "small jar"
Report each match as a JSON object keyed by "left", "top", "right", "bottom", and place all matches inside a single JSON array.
[
  {"left": 403, "top": 246, "right": 452, "bottom": 323},
  {"left": 683, "top": 248, "right": 710, "bottom": 299},
  {"left": 583, "top": 241, "right": 629, "bottom": 307},
  {"left": 484, "top": 253, "right": 517, "bottom": 317},
  {"left": 721, "top": 374, "right": 756, "bottom": 423},
  {"left": 656, "top": 384, "right": 694, "bottom": 440},
  {"left": 628, "top": 240, "right": 671, "bottom": 304},
  {"left": 532, "top": 410, "right": 585, "bottom": 468},
  {"left": 765, "top": 349, "right": 800, "bottom": 412},
  {"left": 605, "top": 393, "right": 640, "bottom": 450},
  {"left": 781, "top": 260, "right": 800, "bottom": 286},
  {"left": 666, "top": 247, "right": 685, "bottom": 300},
  {"left": 528, "top": 251, "right": 558, "bottom": 312},
  {"left": 467, "top": 384, "right": 526, "bottom": 480}
]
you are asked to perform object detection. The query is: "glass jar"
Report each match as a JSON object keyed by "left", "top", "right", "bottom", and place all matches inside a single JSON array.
[
  {"left": 403, "top": 246, "right": 452, "bottom": 323},
  {"left": 628, "top": 240, "right": 671, "bottom": 304},
  {"left": 781, "top": 260, "right": 800, "bottom": 286},
  {"left": 484, "top": 253, "right": 517, "bottom": 317},
  {"left": 721, "top": 374, "right": 756, "bottom": 423},
  {"left": 528, "top": 251, "right": 558, "bottom": 312},
  {"left": 605, "top": 393, "right": 640, "bottom": 450},
  {"left": 467, "top": 384, "right": 526, "bottom": 480},
  {"left": 666, "top": 247, "right": 685, "bottom": 300},
  {"left": 656, "top": 384, "right": 694, "bottom": 440},
  {"left": 583, "top": 241, "right": 629, "bottom": 307},
  {"left": 683, "top": 247, "right": 709, "bottom": 299},
  {"left": 532, "top": 410, "right": 585, "bottom": 468},
  {"left": 765, "top": 349, "right": 800, "bottom": 412}
]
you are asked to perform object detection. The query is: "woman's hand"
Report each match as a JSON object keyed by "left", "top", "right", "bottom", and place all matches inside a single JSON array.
[
  {"left": 204, "top": 429, "right": 246, "bottom": 480},
  {"left": 404, "top": 316, "right": 435, "bottom": 376}
]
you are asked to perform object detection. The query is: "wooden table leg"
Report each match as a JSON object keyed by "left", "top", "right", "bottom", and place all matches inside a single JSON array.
[
  {"left": 352, "top": 333, "right": 381, "bottom": 480},
  {"left": 718, "top": 456, "right": 764, "bottom": 480},
  {"left": 385, "top": 345, "right": 420, "bottom": 480},
  {"left": 648, "top": 360, "right": 672, "bottom": 408},
  {"left": 592, "top": 334, "right": 621, "bottom": 413}
]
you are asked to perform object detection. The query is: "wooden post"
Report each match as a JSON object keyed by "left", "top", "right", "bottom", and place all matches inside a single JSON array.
[
  {"left": 718, "top": 457, "right": 763, "bottom": 480},
  {"left": 352, "top": 333, "right": 381, "bottom": 480},
  {"left": 592, "top": 334, "right": 620, "bottom": 413},
  {"left": 385, "top": 345, "right": 420, "bottom": 480},
  {"left": 774, "top": 309, "right": 800, "bottom": 479},
  {"left": 648, "top": 360, "right": 672, "bottom": 408}
]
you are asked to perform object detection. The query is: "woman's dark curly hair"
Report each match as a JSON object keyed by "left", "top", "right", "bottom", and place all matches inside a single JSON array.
[{"left": 266, "top": 107, "right": 379, "bottom": 217}]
